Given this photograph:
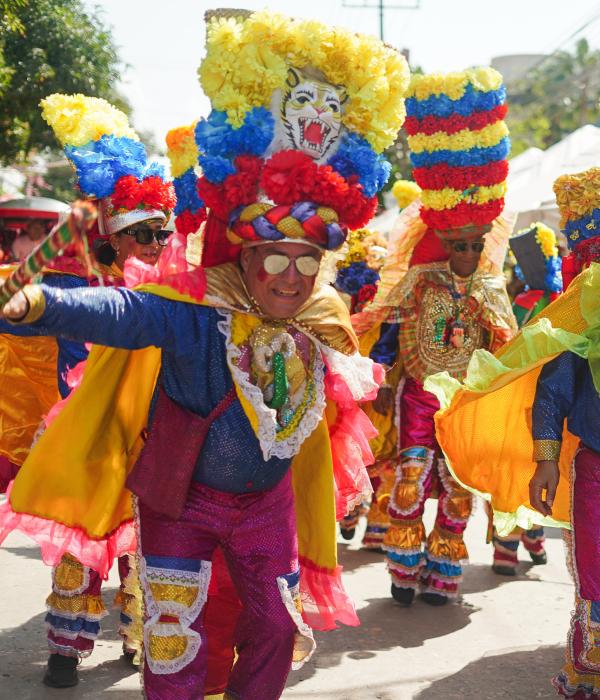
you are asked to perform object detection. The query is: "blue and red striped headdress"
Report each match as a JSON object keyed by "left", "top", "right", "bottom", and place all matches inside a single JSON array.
[{"left": 405, "top": 68, "right": 509, "bottom": 253}]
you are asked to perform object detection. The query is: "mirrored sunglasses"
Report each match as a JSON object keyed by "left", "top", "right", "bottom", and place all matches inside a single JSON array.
[
  {"left": 451, "top": 240, "right": 485, "bottom": 253},
  {"left": 122, "top": 225, "right": 171, "bottom": 247},
  {"left": 262, "top": 253, "right": 321, "bottom": 277}
]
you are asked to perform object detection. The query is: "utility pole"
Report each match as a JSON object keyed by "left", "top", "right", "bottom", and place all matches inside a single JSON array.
[{"left": 342, "top": 0, "right": 420, "bottom": 43}]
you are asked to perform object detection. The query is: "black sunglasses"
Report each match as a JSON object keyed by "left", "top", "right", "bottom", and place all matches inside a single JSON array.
[
  {"left": 451, "top": 240, "right": 485, "bottom": 253},
  {"left": 122, "top": 225, "right": 171, "bottom": 246}
]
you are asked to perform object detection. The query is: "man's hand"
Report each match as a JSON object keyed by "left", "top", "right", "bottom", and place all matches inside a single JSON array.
[
  {"left": 372, "top": 386, "right": 394, "bottom": 415},
  {"left": 529, "top": 460, "right": 560, "bottom": 516},
  {"left": 0, "top": 291, "right": 30, "bottom": 321}
]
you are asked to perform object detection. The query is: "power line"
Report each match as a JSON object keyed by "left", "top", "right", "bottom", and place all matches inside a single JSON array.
[
  {"left": 512, "top": 5, "right": 600, "bottom": 82},
  {"left": 341, "top": 0, "right": 420, "bottom": 42}
]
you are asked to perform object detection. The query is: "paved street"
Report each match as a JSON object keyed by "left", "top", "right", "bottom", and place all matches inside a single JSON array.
[{"left": 0, "top": 501, "right": 572, "bottom": 699}]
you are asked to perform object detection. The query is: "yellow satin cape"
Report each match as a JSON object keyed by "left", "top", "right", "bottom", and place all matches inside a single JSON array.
[
  {"left": 424, "top": 263, "right": 600, "bottom": 534},
  {"left": 10, "top": 267, "right": 357, "bottom": 572},
  {"left": 0, "top": 266, "right": 59, "bottom": 465}
]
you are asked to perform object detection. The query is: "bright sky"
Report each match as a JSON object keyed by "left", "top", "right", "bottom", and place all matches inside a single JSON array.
[{"left": 86, "top": 0, "right": 600, "bottom": 148}]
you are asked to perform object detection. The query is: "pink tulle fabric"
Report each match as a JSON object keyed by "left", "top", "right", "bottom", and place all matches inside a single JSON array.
[
  {"left": 299, "top": 556, "right": 359, "bottom": 630},
  {"left": 324, "top": 362, "right": 382, "bottom": 519},
  {"left": 0, "top": 482, "right": 135, "bottom": 579},
  {"left": 123, "top": 231, "right": 207, "bottom": 301}
]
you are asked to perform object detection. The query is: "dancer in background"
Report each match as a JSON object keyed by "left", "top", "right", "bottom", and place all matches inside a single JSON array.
[
  {"left": 354, "top": 67, "right": 516, "bottom": 607},
  {"left": 0, "top": 94, "right": 174, "bottom": 687},
  {"left": 425, "top": 167, "right": 600, "bottom": 698}
]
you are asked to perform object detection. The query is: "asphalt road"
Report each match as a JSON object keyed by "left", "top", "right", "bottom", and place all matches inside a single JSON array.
[{"left": 0, "top": 500, "right": 572, "bottom": 699}]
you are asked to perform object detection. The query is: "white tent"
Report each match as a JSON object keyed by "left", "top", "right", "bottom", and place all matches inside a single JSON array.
[{"left": 506, "top": 125, "right": 600, "bottom": 222}]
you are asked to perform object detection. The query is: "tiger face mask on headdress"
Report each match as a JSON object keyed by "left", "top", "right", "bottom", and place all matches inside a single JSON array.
[{"left": 168, "top": 9, "right": 410, "bottom": 266}]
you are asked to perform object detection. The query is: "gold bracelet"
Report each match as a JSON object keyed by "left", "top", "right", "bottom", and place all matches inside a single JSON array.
[
  {"left": 7, "top": 285, "right": 46, "bottom": 324},
  {"left": 533, "top": 439, "right": 561, "bottom": 462}
]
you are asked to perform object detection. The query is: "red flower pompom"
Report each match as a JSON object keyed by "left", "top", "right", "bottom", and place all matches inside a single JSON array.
[
  {"left": 421, "top": 198, "right": 504, "bottom": 230},
  {"left": 197, "top": 178, "right": 229, "bottom": 218},
  {"left": 111, "top": 175, "right": 142, "bottom": 210},
  {"left": 224, "top": 156, "right": 262, "bottom": 211},
  {"left": 261, "top": 150, "right": 318, "bottom": 204},
  {"left": 175, "top": 209, "right": 207, "bottom": 235},
  {"left": 141, "top": 177, "right": 176, "bottom": 211}
]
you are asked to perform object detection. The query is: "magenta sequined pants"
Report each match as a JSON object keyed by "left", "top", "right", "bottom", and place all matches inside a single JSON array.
[
  {"left": 138, "top": 472, "right": 298, "bottom": 700},
  {"left": 384, "top": 378, "right": 472, "bottom": 598},
  {"left": 554, "top": 446, "right": 600, "bottom": 699}
]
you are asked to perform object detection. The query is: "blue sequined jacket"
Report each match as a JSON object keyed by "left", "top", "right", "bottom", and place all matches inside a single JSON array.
[
  {"left": 14, "top": 284, "right": 293, "bottom": 494},
  {"left": 532, "top": 351, "right": 600, "bottom": 459}
]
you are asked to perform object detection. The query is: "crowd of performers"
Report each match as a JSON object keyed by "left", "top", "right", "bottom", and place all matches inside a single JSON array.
[{"left": 0, "top": 7, "right": 598, "bottom": 700}]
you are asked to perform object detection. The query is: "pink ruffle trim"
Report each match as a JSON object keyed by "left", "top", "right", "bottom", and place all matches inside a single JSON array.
[
  {"left": 300, "top": 556, "right": 359, "bottom": 630},
  {"left": 124, "top": 231, "right": 207, "bottom": 301},
  {"left": 325, "top": 372, "right": 377, "bottom": 520},
  {"left": 0, "top": 482, "right": 135, "bottom": 579}
]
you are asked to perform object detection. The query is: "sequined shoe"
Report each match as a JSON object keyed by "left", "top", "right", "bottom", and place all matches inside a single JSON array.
[
  {"left": 340, "top": 527, "right": 355, "bottom": 541},
  {"left": 529, "top": 550, "right": 548, "bottom": 565},
  {"left": 420, "top": 592, "right": 449, "bottom": 606},
  {"left": 391, "top": 584, "right": 415, "bottom": 606},
  {"left": 492, "top": 563, "right": 517, "bottom": 576},
  {"left": 43, "top": 653, "right": 79, "bottom": 688}
]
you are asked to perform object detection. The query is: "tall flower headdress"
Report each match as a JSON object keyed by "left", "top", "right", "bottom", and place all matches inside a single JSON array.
[
  {"left": 41, "top": 94, "right": 175, "bottom": 236},
  {"left": 170, "top": 8, "right": 410, "bottom": 267},
  {"left": 405, "top": 67, "right": 509, "bottom": 246},
  {"left": 553, "top": 167, "right": 600, "bottom": 288}
]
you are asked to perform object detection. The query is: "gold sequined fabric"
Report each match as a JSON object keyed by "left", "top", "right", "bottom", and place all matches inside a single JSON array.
[
  {"left": 533, "top": 439, "right": 562, "bottom": 461},
  {"left": 205, "top": 262, "right": 358, "bottom": 355},
  {"left": 392, "top": 261, "right": 516, "bottom": 382}
]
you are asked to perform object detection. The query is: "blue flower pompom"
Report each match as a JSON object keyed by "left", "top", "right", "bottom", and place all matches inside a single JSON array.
[
  {"left": 65, "top": 136, "right": 148, "bottom": 198},
  {"left": 329, "top": 133, "right": 391, "bottom": 197},
  {"left": 335, "top": 261, "right": 380, "bottom": 295},
  {"left": 195, "top": 107, "right": 275, "bottom": 162},
  {"left": 544, "top": 256, "right": 563, "bottom": 293},
  {"left": 174, "top": 168, "right": 204, "bottom": 215}
]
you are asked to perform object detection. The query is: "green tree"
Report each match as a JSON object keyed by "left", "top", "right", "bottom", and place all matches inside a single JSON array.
[
  {"left": 508, "top": 38, "right": 600, "bottom": 156},
  {"left": 0, "top": 0, "right": 129, "bottom": 165}
]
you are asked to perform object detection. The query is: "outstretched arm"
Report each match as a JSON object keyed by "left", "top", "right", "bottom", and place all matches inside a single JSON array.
[{"left": 1, "top": 284, "right": 203, "bottom": 353}]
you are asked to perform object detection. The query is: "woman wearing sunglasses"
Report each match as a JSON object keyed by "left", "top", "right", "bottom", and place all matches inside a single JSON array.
[
  {"left": 96, "top": 220, "right": 171, "bottom": 272},
  {"left": 0, "top": 96, "right": 174, "bottom": 688}
]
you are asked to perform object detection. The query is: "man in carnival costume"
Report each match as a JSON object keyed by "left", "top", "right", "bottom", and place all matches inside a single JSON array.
[
  {"left": 0, "top": 94, "right": 175, "bottom": 687},
  {"left": 353, "top": 68, "right": 517, "bottom": 607},
  {"left": 489, "top": 222, "right": 563, "bottom": 577},
  {"left": 425, "top": 167, "right": 600, "bottom": 698},
  {"left": 0, "top": 9, "right": 409, "bottom": 699}
]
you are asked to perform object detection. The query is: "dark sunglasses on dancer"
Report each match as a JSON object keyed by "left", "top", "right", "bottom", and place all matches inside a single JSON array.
[
  {"left": 262, "top": 252, "right": 321, "bottom": 277},
  {"left": 451, "top": 240, "right": 485, "bottom": 254},
  {"left": 122, "top": 224, "right": 172, "bottom": 247}
]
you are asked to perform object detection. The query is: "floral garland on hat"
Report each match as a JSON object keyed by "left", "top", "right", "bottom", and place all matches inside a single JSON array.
[
  {"left": 166, "top": 124, "right": 207, "bottom": 235},
  {"left": 169, "top": 9, "right": 409, "bottom": 258},
  {"left": 335, "top": 228, "right": 386, "bottom": 312},
  {"left": 405, "top": 68, "right": 509, "bottom": 235},
  {"left": 553, "top": 167, "right": 600, "bottom": 287},
  {"left": 199, "top": 10, "right": 408, "bottom": 151},
  {"left": 41, "top": 94, "right": 175, "bottom": 219}
]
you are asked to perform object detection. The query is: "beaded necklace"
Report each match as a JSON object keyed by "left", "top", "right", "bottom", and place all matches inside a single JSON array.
[{"left": 447, "top": 270, "right": 474, "bottom": 349}]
